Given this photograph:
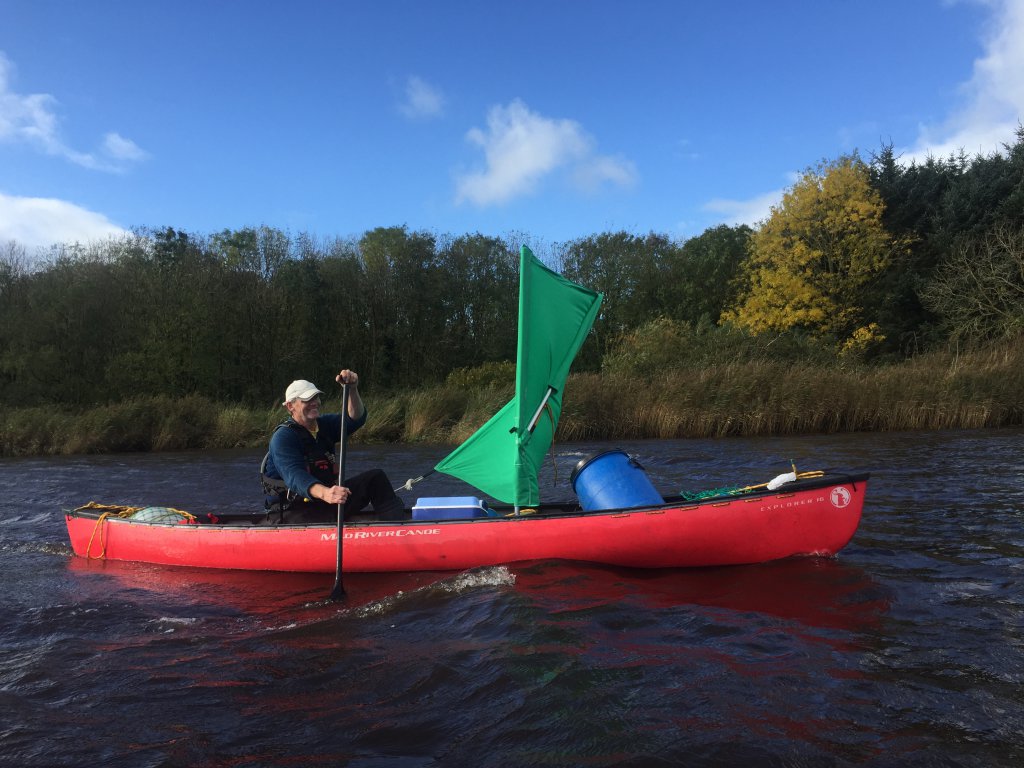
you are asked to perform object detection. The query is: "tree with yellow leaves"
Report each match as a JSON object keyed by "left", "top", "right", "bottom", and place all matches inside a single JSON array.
[{"left": 723, "top": 155, "right": 904, "bottom": 354}]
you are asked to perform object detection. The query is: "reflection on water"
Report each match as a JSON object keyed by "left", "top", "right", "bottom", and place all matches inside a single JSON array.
[
  {"left": 1, "top": 428, "right": 1023, "bottom": 766},
  {"left": 512, "top": 558, "right": 889, "bottom": 633}
]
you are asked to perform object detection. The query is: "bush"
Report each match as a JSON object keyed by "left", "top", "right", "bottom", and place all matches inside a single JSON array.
[
  {"left": 601, "top": 317, "right": 839, "bottom": 378},
  {"left": 445, "top": 361, "right": 516, "bottom": 390}
]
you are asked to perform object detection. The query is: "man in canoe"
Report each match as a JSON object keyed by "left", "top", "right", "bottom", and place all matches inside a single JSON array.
[{"left": 260, "top": 370, "right": 405, "bottom": 524}]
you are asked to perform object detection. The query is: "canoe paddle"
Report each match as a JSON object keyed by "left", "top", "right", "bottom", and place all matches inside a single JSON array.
[{"left": 329, "top": 382, "right": 350, "bottom": 601}]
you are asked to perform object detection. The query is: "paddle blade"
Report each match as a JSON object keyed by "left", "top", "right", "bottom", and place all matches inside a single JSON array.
[{"left": 329, "top": 578, "right": 346, "bottom": 601}]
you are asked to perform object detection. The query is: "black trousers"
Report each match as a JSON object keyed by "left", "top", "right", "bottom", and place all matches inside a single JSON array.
[{"left": 268, "top": 468, "right": 405, "bottom": 524}]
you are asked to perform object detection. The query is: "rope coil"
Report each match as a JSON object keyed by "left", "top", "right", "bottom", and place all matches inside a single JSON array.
[{"left": 74, "top": 502, "right": 196, "bottom": 560}]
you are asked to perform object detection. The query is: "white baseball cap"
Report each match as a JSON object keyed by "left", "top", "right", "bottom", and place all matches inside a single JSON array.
[{"left": 283, "top": 379, "right": 323, "bottom": 404}]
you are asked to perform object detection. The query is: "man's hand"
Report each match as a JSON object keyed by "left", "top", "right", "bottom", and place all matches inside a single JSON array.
[
  {"left": 336, "top": 369, "right": 359, "bottom": 387},
  {"left": 312, "top": 483, "right": 350, "bottom": 504}
]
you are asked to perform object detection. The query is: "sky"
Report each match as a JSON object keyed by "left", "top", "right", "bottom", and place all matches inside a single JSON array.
[{"left": 1, "top": 0, "right": 1023, "bottom": 256}]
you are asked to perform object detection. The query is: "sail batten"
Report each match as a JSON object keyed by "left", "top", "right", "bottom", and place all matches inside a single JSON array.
[
  {"left": 433, "top": 246, "right": 603, "bottom": 506},
  {"left": 526, "top": 386, "right": 556, "bottom": 434}
]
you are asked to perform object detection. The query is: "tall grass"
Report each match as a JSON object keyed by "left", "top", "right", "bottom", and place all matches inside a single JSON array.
[
  {"left": 1, "top": 341, "right": 1021, "bottom": 457},
  {"left": 0, "top": 395, "right": 279, "bottom": 456},
  {"left": 572, "top": 340, "right": 1022, "bottom": 439}
]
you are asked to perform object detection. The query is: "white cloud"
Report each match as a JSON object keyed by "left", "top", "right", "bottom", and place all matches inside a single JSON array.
[
  {"left": 0, "top": 50, "right": 147, "bottom": 172},
  {"left": 572, "top": 154, "right": 638, "bottom": 193},
  {"left": 0, "top": 191, "right": 128, "bottom": 251},
  {"left": 906, "top": 0, "right": 1024, "bottom": 160},
  {"left": 702, "top": 188, "right": 786, "bottom": 228},
  {"left": 399, "top": 75, "right": 444, "bottom": 119},
  {"left": 455, "top": 99, "right": 637, "bottom": 206},
  {"left": 103, "top": 132, "right": 147, "bottom": 162}
]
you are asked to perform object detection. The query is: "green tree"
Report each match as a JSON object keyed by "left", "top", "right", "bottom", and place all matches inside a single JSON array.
[
  {"left": 436, "top": 233, "right": 518, "bottom": 368},
  {"left": 131, "top": 228, "right": 224, "bottom": 398},
  {"left": 359, "top": 226, "right": 443, "bottom": 387},
  {"left": 208, "top": 227, "right": 295, "bottom": 401},
  {"left": 667, "top": 224, "right": 751, "bottom": 325},
  {"left": 0, "top": 242, "right": 28, "bottom": 399},
  {"left": 868, "top": 127, "right": 1024, "bottom": 354},
  {"left": 3, "top": 240, "right": 141, "bottom": 405},
  {"left": 559, "top": 231, "right": 675, "bottom": 366},
  {"left": 316, "top": 238, "right": 370, "bottom": 385}
]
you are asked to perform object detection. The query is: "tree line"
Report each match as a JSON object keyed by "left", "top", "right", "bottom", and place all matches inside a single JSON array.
[{"left": 1, "top": 129, "right": 1022, "bottom": 410}]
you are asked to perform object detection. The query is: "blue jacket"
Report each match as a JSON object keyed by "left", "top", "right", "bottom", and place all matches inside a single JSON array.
[{"left": 263, "top": 410, "right": 367, "bottom": 498}]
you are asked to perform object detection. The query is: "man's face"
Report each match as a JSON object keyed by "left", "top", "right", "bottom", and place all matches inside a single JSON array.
[{"left": 287, "top": 395, "right": 321, "bottom": 424}]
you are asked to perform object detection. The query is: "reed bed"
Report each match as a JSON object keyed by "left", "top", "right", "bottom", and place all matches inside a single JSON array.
[{"left": 1, "top": 342, "right": 1021, "bottom": 457}]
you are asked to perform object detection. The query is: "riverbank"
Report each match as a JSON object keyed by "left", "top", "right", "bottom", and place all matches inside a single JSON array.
[{"left": 1, "top": 343, "right": 1020, "bottom": 457}]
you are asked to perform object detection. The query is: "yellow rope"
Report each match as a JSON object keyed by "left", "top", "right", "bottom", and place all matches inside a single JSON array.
[
  {"left": 75, "top": 501, "right": 195, "bottom": 519},
  {"left": 504, "top": 508, "right": 538, "bottom": 517},
  {"left": 75, "top": 501, "right": 144, "bottom": 515},
  {"left": 84, "top": 512, "right": 111, "bottom": 559},
  {"left": 75, "top": 501, "right": 197, "bottom": 560}
]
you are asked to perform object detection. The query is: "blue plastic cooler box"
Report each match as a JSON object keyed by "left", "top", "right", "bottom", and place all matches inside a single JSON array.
[{"left": 412, "top": 496, "right": 491, "bottom": 520}]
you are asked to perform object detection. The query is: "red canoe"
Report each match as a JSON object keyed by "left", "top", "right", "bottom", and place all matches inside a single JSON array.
[{"left": 64, "top": 471, "right": 868, "bottom": 573}]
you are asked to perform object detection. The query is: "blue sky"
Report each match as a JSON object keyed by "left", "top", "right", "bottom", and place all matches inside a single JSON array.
[{"left": 2, "top": 0, "right": 1023, "bottom": 255}]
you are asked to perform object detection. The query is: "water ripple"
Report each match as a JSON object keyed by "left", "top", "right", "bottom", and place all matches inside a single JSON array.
[{"left": 1, "top": 430, "right": 1023, "bottom": 766}]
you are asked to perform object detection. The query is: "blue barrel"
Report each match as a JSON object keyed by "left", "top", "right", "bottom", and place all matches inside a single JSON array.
[{"left": 570, "top": 450, "right": 664, "bottom": 511}]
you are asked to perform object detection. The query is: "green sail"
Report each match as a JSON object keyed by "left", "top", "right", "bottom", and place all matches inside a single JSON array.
[{"left": 434, "top": 245, "right": 603, "bottom": 506}]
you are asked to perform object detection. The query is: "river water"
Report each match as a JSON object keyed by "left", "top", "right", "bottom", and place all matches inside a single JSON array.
[{"left": 1, "top": 429, "right": 1022, "bottom": 767}]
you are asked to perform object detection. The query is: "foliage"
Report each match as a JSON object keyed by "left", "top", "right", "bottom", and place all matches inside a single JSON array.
[
  {"left": 2, "top": 338, "right": 1021, "bottom": 456},
  {"left": 666, "top": 224, "right": 752, "bottom": 325},
  {"left": 724, "top": 155, "right": 905, "bottom": 353},
  {"left": 2, "top": 129, "right": 1024, "bottom": 426},
  {"left": 445, "top": 361, "right": 516, "bottom": 390},
  {"left": 919, "top": 225, "right": 1024, "bottom": 342},
  {"left": 601, "top": 317, "right": 838, "bottom": 378},
  {"left": 402, "top": 387, "right": 470, "bottom": 442},
  {"left": 558, "top": 231, "right": 678, "bottom": 367},
  {"left": 359, "top": 226, "right": 441, "bottom": 388},
  {"left": 867, "top": 126, "right": 1024, "bottom": 355},
  {"left": 0, "top": 226, "right": 521, "bottom": 407},
  {"left": 434, "top": 233, "right": 519, "bottom": 373}
]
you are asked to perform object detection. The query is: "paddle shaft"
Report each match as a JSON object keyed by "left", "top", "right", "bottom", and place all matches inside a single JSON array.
[{"left": 329, "top": 383, "right": 350, "bottom": 601}]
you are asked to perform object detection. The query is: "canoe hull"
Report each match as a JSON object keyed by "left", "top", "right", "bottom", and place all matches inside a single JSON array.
[{"left": 65, "top": 473, "right": 868, "bottom": 573}]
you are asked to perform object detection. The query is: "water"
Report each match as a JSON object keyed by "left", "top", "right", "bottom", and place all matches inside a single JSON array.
[{"left": 1, "top": 430, "right": 1022, "bottom": 767}]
